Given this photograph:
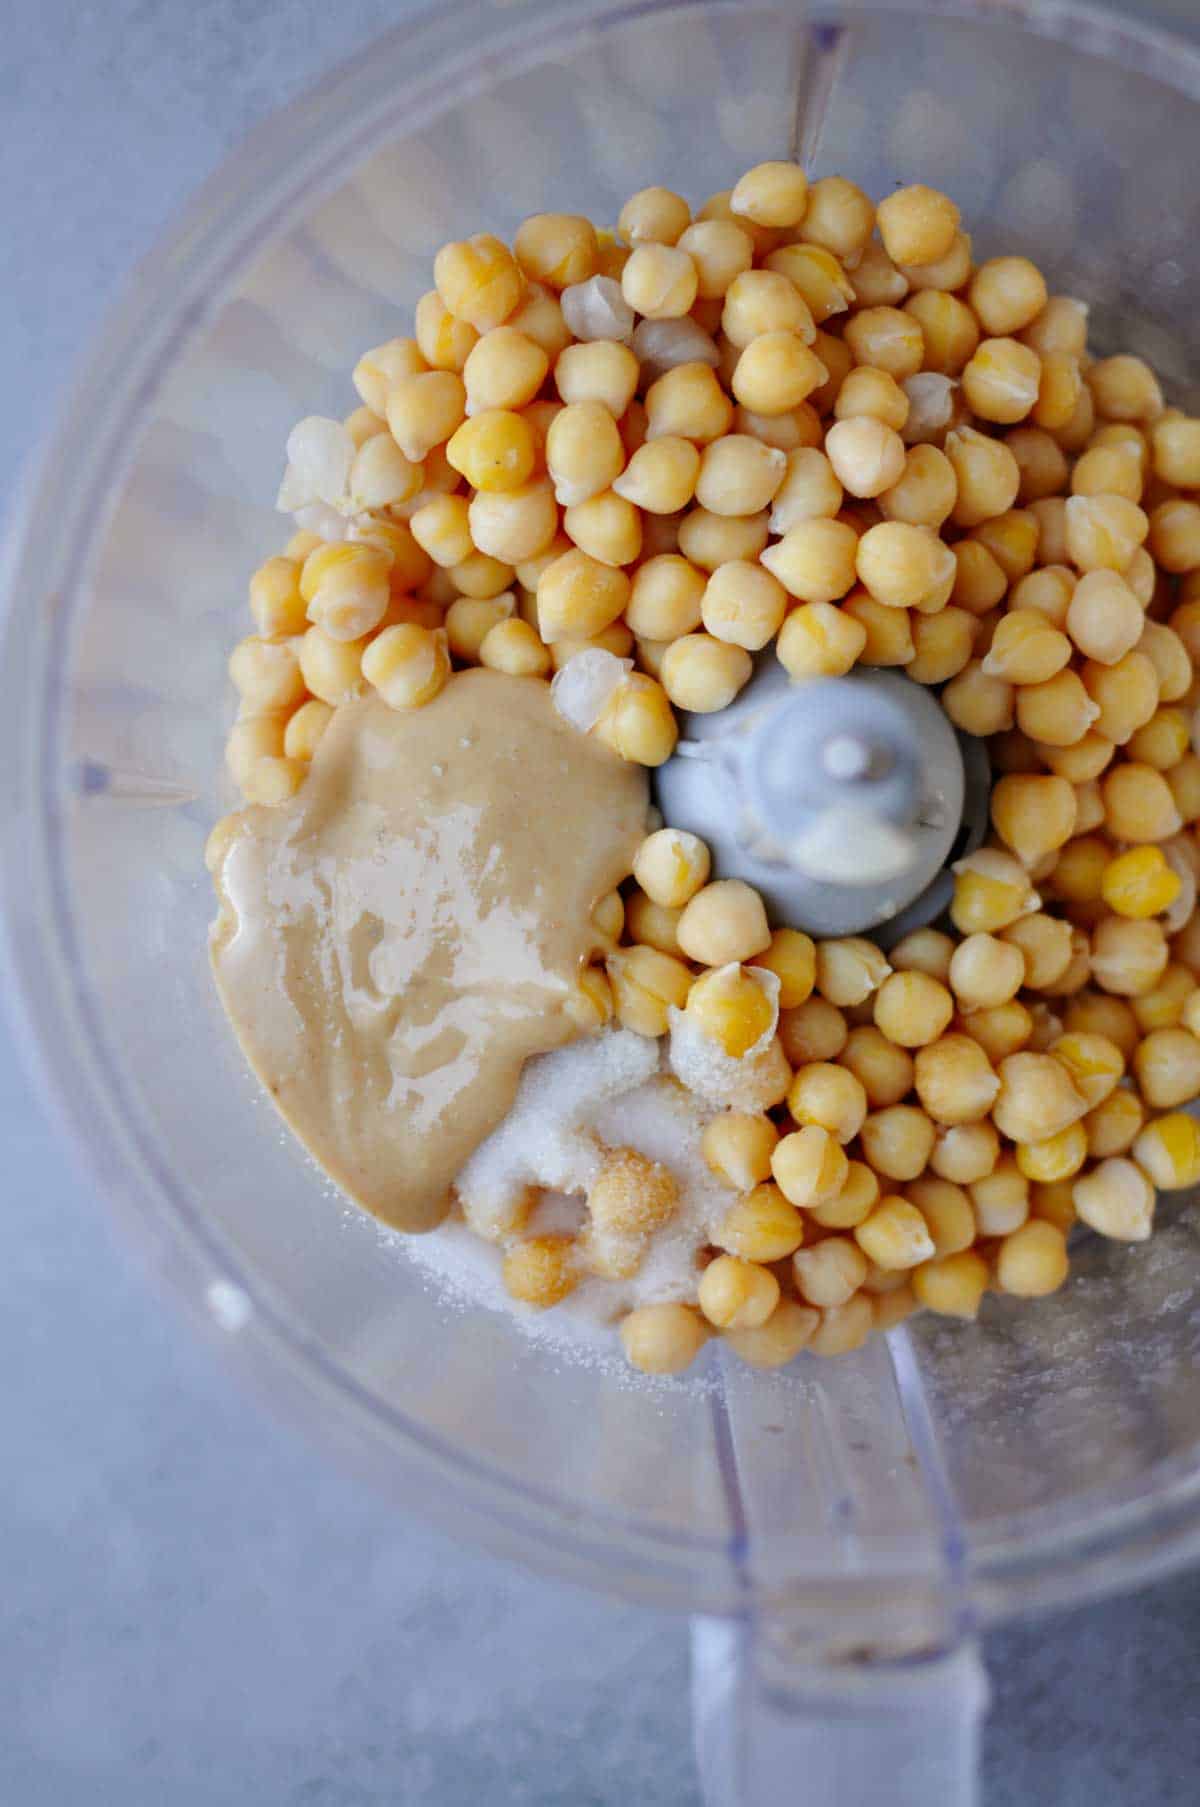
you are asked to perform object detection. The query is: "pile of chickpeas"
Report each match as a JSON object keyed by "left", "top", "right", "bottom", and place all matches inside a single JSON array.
[{"left": 219, "top": 159, "right": 1200, "bottom": 1378}]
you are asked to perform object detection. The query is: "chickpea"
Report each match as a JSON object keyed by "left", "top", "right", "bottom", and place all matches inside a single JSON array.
[
  {"left": 613, "top": 437, "right": 701, "bottom": 514},
  {"left": 677, "top": 506, "right": 770, "bottom": 572},
  {"left": 1149, "top": 498, "right": 1200, "bottom": 575},
  {"left": 970, "top": 1155, "right": 1030, "bottom": 1236},
  {"left": 792, "top": 1235, "right": 868, "bottom": 1309},
  {"left": 797, "top": 175, "right": 874, "bottom": 262},
  {"left": 645, "top": 362, "right": 734, "bottom": 444},
  {"left": 788, "top": 1062, "right": 868, "bottom": 1144},
  {"left": 962, "top": 337, "right": 1042, "bottom": 424},
  {"left": 731, "top": 333, "right": 829, "bottom": 415},
  {"left": 620, "top": 1303, "right": 709, "bottom": 1374},
  {"left": 618, "top": 186, "right": 691, "bottom": 248},
  {"left": 879, "top": 444, "right": 957, "bottom": 530},
  {"left": 942, "top": 661, "right": 1014, "bottom": 736},
  {"left": 779, "top": 996, "right": 848, "bottom": 1065},
  {"left": 930, "top": 1120, "right": 1002, "bottom": 1186},
  {"left": 695, "top": 435, "right": 788, "bottom": 517},
  {"left": 1101, "top": 763, "right": 1182, "bottom": 844},
  {"left": 859, "top": 1104, "right": 936, "bottom": 1183},
  {"left": 1132, "top": 1111, "right": 1200, "bottom": 1190},
  {"left": 845, "top": 238, "right": 909, "bottom": 308},
  {"left": 1085, "top": 1087, "right": 1146, "bottom": 1159},
  {"left": 685, "top": 965, "right": 777, "bottom": 1059},
  {"left": 992, "top": 1051, "right": 1087, "bottom": 1142},
  {"left": 905, "top": 290, "right": 980, "bottom": 377},
  {"left": 723, "top": 1299, "right": 820, "bottom": 1370},
  {"left": 677, "top": 880, "right": 770, "bottom": 967},
  {"left": 1008, "top": 428, "right": 1070, "bottom": 504},
  {"left": 906, "top": 1175, "right": 976, "bottom": 1258},
  {"left": 660, "top": 633, "right": 752, "bottom": 713},
  {"left": 825, "top": 417, "right": 907, "bottom": 499},
  {"left": 945, "top": 426, "right": 1021, "bottom": 529},
  {"left": 990, "top": 773, "right": 1077, "bottom": 866},
  {"left": 948, "top": 934, "right": 1026, "bottom": 1010},
  {"left": 761, "top": 518, "right": 860, "bottom": 604},
  {"left": 995, "top": 1220, "right": 1069, "bottom": 1297},
  {"left": 1132, "top": 1026, "right": 1200, "bottom": 1109},
  {"left": 838, "top": 1026, "right": 915, "bottom": 1109},
  {"left": 855, "top": 522, "right": 955, "bottom": 610},
  {"left": 876, "top": 184, "right": 960, "bottom": 267},
  {"left": 503, "top": 1237, "right": 578, "bottom": 1308},
  {"left": 871, "top": 970, "right": 953, "bottom": 1048},
  {"left": 1072, "top": 1158, "right": 1154, "bottom": 1242},
  {"left": 981, "top": 609, "right": 1071, "bottom": 685},
  {"left": 1087, "top": 354, "right": 1164, "bottom": 423},
  {"left": 912, "top": 1250, "right": 990, "bottom": 1320},
  {"left": 843, "top": 307, "right": 924, "bottom": 380},
  {"left": 772, "top": 1125, "right": 850, "bottom": 1209},
  {"left": 841, "top": 591, "right": 916, "bottom": 666},
  {"left": 1021, "top": 295, "right": 1089, "bottom": 359},
  {"left": 754, "top": 928, "right": 816, "bottom": 1008},
  {"left": 913, "top": 1033, "right": 1000, "bottom": 1125}
]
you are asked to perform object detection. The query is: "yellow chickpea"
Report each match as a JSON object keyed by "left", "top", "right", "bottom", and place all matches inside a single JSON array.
[
  {"left": 787, "top": 1062, "right": 868, "bottom": 1144},
  {"left": 855, "top": 522, "right": 955, "bottom": 611},
  {"left": 990, "top": 773, "right": 1078, "bottom": 867},
  {"left": 962, "top": 337, "right": 1042, "bottom": 424},
  {"left": 731, "top": 333, "right": 829, "bottom": 416},
  {"left": 513, "top": 213, "right": 598, "bottom": 290},
  {"left": 930, "top": 1121, "right": 1002, "bottom": 1186},
  {"left": 779, "top": 996, "right": 848, "bottom": 1066},
  {"left": 872, "top": 970, "right": 954, "bottom": 1048},
  {"left": 660, "top": 633, "right": 752, "bottom": 713},
  {"left": 906, "top": 1175, "right": 976, "bottom": 1258},
  {"left": 620, "top": 1303, "right": 709, "bottom": 1374},
  {"left": 723, "top": 1299, "right": 820, "bottom": 1370},
  {"left": 772, "top": 1125, "right": 850, "bottom": 1210},
  {"left": 1072, "top": 1157, "right": 1154, "bottom": 1242},
  {"left": 753, "top": 928, "right": 816, "bottom": 1008},
  {"left": 792, "top": 1235, "right": 868, "bottom": 1309},
  {"left": 838, "top": 1026, "right": 914, "bottom": 1109},
  {"left": 677, "top": 880, "right": 770, "bottom": 967},
  {"left": 912, "top": 1250, "right": 990, "bottom": 1320},
  {"left": 855, "top": 1195, "right": 937, "bottom": 1271},
  {"left": 913, "top": 1033, "right": 1000, "bottom": 1126},
  {"left": 859, "top": 1104, "right": 936, "bottom": 1183},
  {"left": 993, "top": 1051, "right": 1087, "bottom": 1142},
  {"left": 761, "top": 518, "right": 860, "bottom": 604}
]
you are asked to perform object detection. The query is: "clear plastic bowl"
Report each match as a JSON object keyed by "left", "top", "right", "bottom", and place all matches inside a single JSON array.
[{"left": 4, "top": 1, "right": 1200, "bottom": 1797}]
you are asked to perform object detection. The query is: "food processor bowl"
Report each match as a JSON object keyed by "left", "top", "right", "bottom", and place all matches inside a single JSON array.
[{"left": 4, "top": 3, "right": 1200, "bottom": 1801}]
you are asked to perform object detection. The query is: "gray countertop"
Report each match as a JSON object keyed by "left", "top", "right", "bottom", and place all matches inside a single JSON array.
[{"left": 3, "top": 2, "right": 1199, "bottom": 1801}]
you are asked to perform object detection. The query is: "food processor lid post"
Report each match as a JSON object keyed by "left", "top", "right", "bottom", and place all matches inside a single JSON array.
[{"left": 654, "top": 663, "right": 973, "bottom": 939}]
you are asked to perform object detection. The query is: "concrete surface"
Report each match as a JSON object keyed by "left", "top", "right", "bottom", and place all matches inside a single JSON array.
[{"left": 2, "top": 2, "right": 1199, "bottom": 1802}]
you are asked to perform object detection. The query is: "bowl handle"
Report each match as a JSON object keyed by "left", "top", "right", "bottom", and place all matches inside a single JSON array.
[{"left": 692, "top": 1616, "right": 988, "bottom": 1806}]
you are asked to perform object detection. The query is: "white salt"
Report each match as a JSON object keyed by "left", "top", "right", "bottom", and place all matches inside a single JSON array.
[
  {"left": 667, "top": 998, "right": 791, "bottom": 1113},
  {"left": 455, "top": 1029, "right": 658, "bottom": 1241},
  {"left": 404, "top": 1029, "right": 737, "bottom": 1360}
]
